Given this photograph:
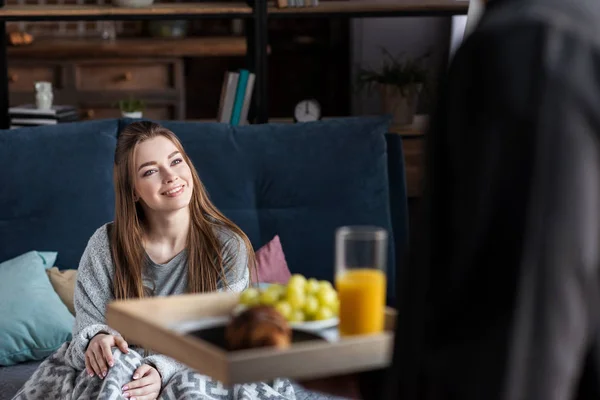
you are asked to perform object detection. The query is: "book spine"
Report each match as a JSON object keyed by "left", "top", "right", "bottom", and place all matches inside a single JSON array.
[
  {"left": 239, "top": 72, "right": 256, "bottom": 125},
  {"left": 230, "top": 69, "right": 250, "bottom": 126},
  {"left": 218, "top": 72, "right": 239, "bottom": 123}
]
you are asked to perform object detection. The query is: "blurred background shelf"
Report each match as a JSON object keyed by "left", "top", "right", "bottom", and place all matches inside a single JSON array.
[
  {"left": 0, "top": 3, "right": 253, "bottom": 21},
  {"left": 7, "top": 37, "right": 252, "bottom": 58},
  {"left": 0, "top": 0, "right": 469, "bottom": 128},
  {"left": 270, "top": 0, "right": 469, "bottom": 17}
]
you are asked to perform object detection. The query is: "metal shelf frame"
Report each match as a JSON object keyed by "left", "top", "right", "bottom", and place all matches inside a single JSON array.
[{"left": 0, "top": 1, "right": 469, "bottom": 128}]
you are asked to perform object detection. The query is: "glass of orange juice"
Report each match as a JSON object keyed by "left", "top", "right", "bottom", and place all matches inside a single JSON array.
[{"left": 335, "top": 226, "right": 387, "bottom": 337}]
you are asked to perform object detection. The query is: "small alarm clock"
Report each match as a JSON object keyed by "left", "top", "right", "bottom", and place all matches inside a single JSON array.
[{"left": 294, "top": 99, "right": 321, "bottom": 123}]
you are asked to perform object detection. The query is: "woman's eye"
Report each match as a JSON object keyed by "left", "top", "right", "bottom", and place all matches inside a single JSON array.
[
  {"left": 172, "top": 158, "right": 183, "bottom": 166},
  {"left": 143, "top": 169, "right": 156, "bottom": 177}
]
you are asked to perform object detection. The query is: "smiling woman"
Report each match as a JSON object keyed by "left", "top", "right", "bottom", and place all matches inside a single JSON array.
[
  {"left": 13, "top": 121, "right": 303, "bottom": 399},
  {"left": 112, "top": 121, "right": 255, "bottom": 299}
]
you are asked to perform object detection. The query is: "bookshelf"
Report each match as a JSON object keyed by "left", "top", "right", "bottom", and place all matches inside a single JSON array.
[
  {"left": 269, "top": 0, "right": 469, "bottom": 17},
  {"left": 0, "top": 3, "right": 253, "bottom": 20},
  {"left": 0, "top": 0, "right": 469, "bottom": 129},
  {"left": 7, "top": 37, "right": 253, "bottom": 58}
]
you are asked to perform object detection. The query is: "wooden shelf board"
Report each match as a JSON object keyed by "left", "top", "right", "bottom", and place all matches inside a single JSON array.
[
  {"left": 0, "top": 3, "right": 252, "bottom": 20},
  {"left": 8, "top": 37, "right": 250, "bottom": 58},
  {"left": 270, "top": 0, "right": 469, "bottom": 15}
]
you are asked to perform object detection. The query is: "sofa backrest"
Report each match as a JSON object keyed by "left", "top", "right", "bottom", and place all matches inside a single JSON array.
[
  {"left": 0, "top": 116, "right": 407, "bottom": 301},
  {"left": 0, "top": 120, "right": 118, "bottom": 272}
]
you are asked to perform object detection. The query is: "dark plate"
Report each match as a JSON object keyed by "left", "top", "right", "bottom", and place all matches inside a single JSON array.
[{"left": 189, "top": 325, "right": 326, "bottom": 351}]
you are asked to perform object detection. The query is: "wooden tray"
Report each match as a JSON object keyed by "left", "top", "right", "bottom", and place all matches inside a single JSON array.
[{"left": 105, "top": 292, "right": 395, "bottom": 385}]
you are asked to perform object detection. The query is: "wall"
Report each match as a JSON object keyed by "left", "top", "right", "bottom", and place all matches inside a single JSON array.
[{"left": 350, "top": 15, "right": 452, "bottom": 116}]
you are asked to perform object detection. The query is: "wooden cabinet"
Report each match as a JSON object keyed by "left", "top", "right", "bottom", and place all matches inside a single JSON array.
[
  {"left": 390, "top": 116, "right": 428, "bottom": 198},
  {"left": 75, "top": 61, "right": 176, "bottom": 91},
  {"left": 8, "top": 58, "right": 185, "bottom": 120},
  {"left": 78, "top": 105, "right": 174, "bottom": 121},
  {"left": 8, "top": 64, "right": 63, "bottom": 91},
  {"left": 6, "top": 37, "right": 250, "bottom": 121},
  {"left": 402, "top": 136, "right": 425, "bottom": 198}
]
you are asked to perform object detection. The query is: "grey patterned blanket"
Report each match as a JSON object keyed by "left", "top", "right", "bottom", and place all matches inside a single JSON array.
[{"left": 11, "top": 343, "right": 296, "bottom": 400}]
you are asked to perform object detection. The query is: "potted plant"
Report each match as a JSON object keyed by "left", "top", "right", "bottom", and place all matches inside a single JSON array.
[
  {"left": 355, "top": 48, "right": 430, "bottom": 126},
  {"left": 118, "top": 97, "right": 145, "bottom": 118}
]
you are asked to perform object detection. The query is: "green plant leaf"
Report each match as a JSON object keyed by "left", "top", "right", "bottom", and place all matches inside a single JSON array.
[{"left": 354, "top": 47, "right": 432, "bottom": 98}]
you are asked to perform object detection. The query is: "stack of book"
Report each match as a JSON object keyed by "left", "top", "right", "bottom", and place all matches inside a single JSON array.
[
  {"left": 276, "top": 0, "right": 319, "bottom": 7},
  {"left": 217, "top": 69, "right": 256, "bottom": 125},
  {"left": 8, "top": 104, "right": 79, "bottom": 129}
]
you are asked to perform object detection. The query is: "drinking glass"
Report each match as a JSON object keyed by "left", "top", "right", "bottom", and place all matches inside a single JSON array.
[{"left": 335, "top": 226, "right": 387, "bottom": 336}]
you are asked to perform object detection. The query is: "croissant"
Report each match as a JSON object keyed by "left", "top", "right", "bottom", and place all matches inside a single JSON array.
[{"left": 226, "top": 305, "right": 292, "bottom": 351}]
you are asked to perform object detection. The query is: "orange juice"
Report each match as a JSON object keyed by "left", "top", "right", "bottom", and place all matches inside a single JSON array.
[{"left": 335, "top": 269, "right": 386, "bottom": 336}]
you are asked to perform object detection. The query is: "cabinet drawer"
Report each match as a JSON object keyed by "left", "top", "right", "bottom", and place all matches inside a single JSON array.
[
  {"left": 7, "top": 65, "right": 62, "bottom": 91},
  {"left": 76, "top": 62, "right": 174, "bottom": 91},
  {"left": 402, "top": 136, "right": 425, "bottom": 198},
  {"left": 80, "top": 106, "right": 174, "bottom": 121}
]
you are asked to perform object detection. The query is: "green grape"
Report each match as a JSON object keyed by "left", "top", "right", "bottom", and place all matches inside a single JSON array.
[
  {"left": 239, "top": 288, "right": 260, "bottom": 306},
  {"left": 303, "top": 295, "right": 319, "bottom": 319},
  {"left": 260, "top": 289, "right": 280, "bottom": 306},
  {"left": 286, "top": 284, "right": 306, "bottom": 309},
  {"left": 331, "top": 298, "right": 340, "bottom": 315},
  {"left": 289, "top": 309, "right": 305, "bottom": 323},
  {"left": 305, "top": 278, "right": 320, "bottom": 295},
  {"left": 266, "top": 284, "right": 286, "bottom": 299},
  {"left": 316, "top": 287, "right": 337, "bottom": 308},
  {"left": 315, "top": 307, "right": 334, "bottom": 321},
  {"left": 288, "top": 274, "right": 307, "bottom": 289},
  {"left": 318, "top": 280, "right": 333, "bottom": 292},
  {"left": 275, "top": 301, "right": 293, "bottom": 320}
]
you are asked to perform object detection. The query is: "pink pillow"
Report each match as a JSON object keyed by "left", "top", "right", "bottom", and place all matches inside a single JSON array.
[{"left": 252, "top": 235, "right": 291, "bottom": 285}]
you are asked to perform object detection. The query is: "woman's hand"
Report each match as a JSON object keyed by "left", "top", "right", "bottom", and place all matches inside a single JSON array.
[
  {"left": 122, "top": 364, "right": 162, "bottom": 400},
  {"left": 85, "top": 333, "right": 129, "bottom": 378}
]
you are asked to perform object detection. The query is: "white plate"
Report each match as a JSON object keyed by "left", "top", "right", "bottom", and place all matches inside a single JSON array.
[{"left": 232, "top": 304, "right": 338, "bottom": 333}]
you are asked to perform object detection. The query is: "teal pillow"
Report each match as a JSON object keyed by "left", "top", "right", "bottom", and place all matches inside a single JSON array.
[{"left": 0, "top": 251, "right": 74, "bottom": 365}]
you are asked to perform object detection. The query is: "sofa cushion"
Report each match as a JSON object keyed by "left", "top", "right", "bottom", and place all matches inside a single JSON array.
[
  {"left": 253, "top": 235, "right": 292, "bottom": 284},
  {"left": 236, "top": 116, "right": 395, "bottom": 294},
  {"left": 0, "top": 251, "right": 74, "bottom": 366},
  {"left": 145, "top": 116, "right": 395, "bottom": 298},
  {"left": 0, "top": 360, "right": 42, "bottom": 400},
  {"left": 0, "top": 120, "right": 119, "bottom": 269},
  {"left": 46, "top": 267, "right": 77, "bottom": 315}
]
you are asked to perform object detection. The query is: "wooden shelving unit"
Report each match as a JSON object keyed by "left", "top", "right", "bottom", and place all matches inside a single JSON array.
[
  {"left": 0, "top": 0, "right": 469, "bottom": 128},
  {"left": 7, "top": 37, "right": 252, "bottom": 58},
  {"left": 269, "top": 0, "right": 469, "bottom": 17},
  {"left": 0, "top": 3, "right": 252, "bottom": 20}
]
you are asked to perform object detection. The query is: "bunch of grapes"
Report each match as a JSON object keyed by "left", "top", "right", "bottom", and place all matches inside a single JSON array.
[{"left": 239, "top": 274, "right": 339, "bottom": 323}]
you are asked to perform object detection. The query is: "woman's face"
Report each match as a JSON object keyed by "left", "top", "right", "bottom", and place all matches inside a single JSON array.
[{"left": 133, "top": 135, "right": 194, "bottom": 216}]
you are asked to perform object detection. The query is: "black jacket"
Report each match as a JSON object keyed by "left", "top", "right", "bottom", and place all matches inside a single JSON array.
[{"left": 392, "top": 0, "right": 600, "bottom": 399}]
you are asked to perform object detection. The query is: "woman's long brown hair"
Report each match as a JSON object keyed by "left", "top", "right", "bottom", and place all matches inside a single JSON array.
[{"left": 111, "top": 121, "right": 256, "bottom": 300}]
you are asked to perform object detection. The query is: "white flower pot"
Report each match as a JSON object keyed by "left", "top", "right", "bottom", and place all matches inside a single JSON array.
[
  {"left": 112, "top": 0, "right": 154, "bottom": 7},
  {"left": 122, "top": 111, "right": 142, "bottom": 118},
  {"left": 380, "top": 83, "right": 422, "bottom": 126}
]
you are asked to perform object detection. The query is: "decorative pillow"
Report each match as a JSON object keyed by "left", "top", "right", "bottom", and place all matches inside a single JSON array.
[
  {"left": 0, "top": 251, "right": 74, "bottom": 366},
  {"left": 46, "top": 267, "right": 78, "bottom": 316},
  {"left": 252, "top": 235, "right": 291, "bottom": 285}
]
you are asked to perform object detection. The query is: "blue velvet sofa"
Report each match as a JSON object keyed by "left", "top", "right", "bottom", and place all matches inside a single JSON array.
[{"left": 0, "top": 116, "right": 408, "bottom": 399}]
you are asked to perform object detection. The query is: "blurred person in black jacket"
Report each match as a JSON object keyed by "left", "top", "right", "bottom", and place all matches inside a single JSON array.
[{"left": 392, "top": 0, "right": 600, "bottom": 399}]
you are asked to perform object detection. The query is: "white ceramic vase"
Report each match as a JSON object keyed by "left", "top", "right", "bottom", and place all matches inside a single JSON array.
[{"left": 35, "top": 81, "right": 53, "bottom": 110}]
